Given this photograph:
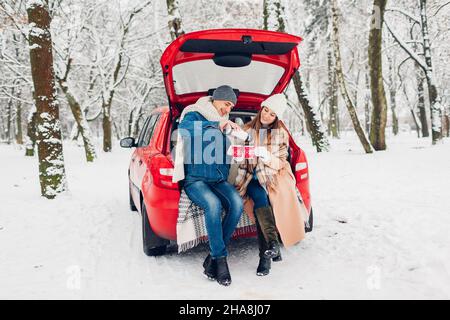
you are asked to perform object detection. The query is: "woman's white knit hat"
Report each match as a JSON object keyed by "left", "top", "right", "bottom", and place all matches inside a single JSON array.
[{"left": 261, "top": 94, "right": 287, "bottom": 119}]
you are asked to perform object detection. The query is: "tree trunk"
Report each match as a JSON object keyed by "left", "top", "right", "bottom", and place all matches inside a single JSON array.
[
  {"left": 12, "top": 34, "right": 23, "bottom": 145},
  {"left": 411, "top": 110, "right": 422, "bottom": 138},
  {"left": 27, "top": 0, "right": 67, "bottom": 198},
  {"left": 263, "top": 0, "right": 286, "bottom": 32},
  {"left": 401, "top": 82, "right": 421, "bottom": 138},
  {"left": 327, "top": 20, "right": 339, "bottom": 138},
  {"left": 264, "top": 0, "right": 329, "bottom": 152},
  {"left": 25, "top": 106, "right": 37, "bottom": 156},
  {"left": 113, "top": 120, "right": 121, "bottom": 140},
  {"left": 388, "top": 55, "right": 399, "bottom": 135},
  {"left": 15, "top": 88, "right": 23, "bottom": 145},
  {"left": 420, "top": 0, "right": 442, "bottom": 144},
  {"left": 364, "top": 72, "right": 371, "bottom": 134},
  {"left": 305, "top": 37, "right": 317, "bottom": 92},
  {"left": 128, "top": 109, "right": 134, "bottom": 137},
  {"left": 102, "top": 106, "right": 112, "bottom": 152},
  {"left": 417, "top": 74, "right": 429, "bottom": 138},
  {"left": 6, "top": 91, "right": 13, "bottom": 144},
  {"left": 444, "top": 113, "right": 450, "bottom": 137},
  {"left": 331, "top": 0, "right": 373, "bottom": 153},
  {"left": 292, "top": 73, "right": 330, "bottom": 151},
  {"left": 390, "top": 91, "right": 399, "bottom": 135},
  {"left": 368, "top": 0, "right": 389, "bottom": 150},
  {"left": 58, "top": 78, "right": 96, "bottom": 162},
  {"left": 166, "top": 0, "right": 185, "bottom": 40}
]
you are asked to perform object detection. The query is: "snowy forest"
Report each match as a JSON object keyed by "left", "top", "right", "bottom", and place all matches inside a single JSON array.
[
  {"left": 0, "top": 0, "right": 448, "bottom": 197},
  {"left": 1, "top": 0, "right": 450, "bottom": 300}
]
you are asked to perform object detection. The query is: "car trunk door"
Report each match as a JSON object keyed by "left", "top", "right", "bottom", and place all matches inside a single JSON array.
[{"left": 160, "top": 29, "right": 302, "bottom": 115}]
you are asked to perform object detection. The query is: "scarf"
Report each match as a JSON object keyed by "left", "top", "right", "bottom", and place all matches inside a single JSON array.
[{"left": 172, "top": 96, "right": 228, "bottom": 183}]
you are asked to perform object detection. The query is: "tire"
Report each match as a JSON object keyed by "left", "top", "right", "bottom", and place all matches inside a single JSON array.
[
  {"left": 141, "top": 203, "right": 169, "bottom": 256},
  {"left": 129, "top": 187, "right": 138, "bottom": 212},
  {"left": 305, "top": 208, "right": 314, "bottom": 233}
]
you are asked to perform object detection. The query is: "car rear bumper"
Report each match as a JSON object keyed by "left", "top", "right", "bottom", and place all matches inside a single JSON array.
[{"left": 144, "top": 186, "right": 180, "bottom": 241}]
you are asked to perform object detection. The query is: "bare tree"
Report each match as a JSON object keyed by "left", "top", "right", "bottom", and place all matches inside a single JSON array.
[
  {"left": 48, "top": 3, "right": 98, "bottom": 162},
  {"left": 418, "top": 0, "right": 441, "bottom": 143},
  {"left": 56, "top": 58, "right": 97, "bottom": 162},
  {"left": 331, "top": 0, "right": 373, "bottom": 154},
  {"left": 93, "top": 1, "right": 151, "bottom": 152},
  {"left": 264, "top": 0, "right": 330, "bottom": 152},
  {"left": 26, "top": 0, "right": 67, "bottom": 198},
  {"left": 385, "top": 0, "right": 443, "bottom": 144}
]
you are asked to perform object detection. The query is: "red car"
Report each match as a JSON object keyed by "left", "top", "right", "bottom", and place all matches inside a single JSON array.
[{"left": 120, "top": 29, "right": 313, "bottom": 256}]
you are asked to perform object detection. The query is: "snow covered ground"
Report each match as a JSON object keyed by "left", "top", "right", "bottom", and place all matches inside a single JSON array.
[{"left": 1, "top": 133, "right": 449, "bottom": 300}]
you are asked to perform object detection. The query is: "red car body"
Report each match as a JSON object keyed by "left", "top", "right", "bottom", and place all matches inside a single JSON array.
[{"left": 122, "top": 29, "right": 313, "bottom": 255}]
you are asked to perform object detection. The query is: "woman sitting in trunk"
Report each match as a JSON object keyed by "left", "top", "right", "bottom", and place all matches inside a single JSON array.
[{"left": 234, "top": 94, "right": 307, "bottom": 276}]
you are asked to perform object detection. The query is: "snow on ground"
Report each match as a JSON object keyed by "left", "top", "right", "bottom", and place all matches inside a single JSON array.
[{"left": 1, "top": 133, "right": 449, "bottom": 299}]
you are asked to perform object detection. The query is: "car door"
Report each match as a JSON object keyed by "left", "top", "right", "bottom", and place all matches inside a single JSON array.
[
  {"left": 129, "top": 117, "right": 151, "bottom": 204},
  {"left": 134, "top": 114, "right": 161, "bottom": 211}
]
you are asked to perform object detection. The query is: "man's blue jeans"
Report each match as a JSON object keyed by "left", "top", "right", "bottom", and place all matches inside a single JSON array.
[{"left": 184, "top": 180, "right": 244, "bottom": 258}]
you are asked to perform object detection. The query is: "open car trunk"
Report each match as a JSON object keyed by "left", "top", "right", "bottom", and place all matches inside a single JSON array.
[{"left": 160, "top": 29, "right": 302, "bottom": 115}]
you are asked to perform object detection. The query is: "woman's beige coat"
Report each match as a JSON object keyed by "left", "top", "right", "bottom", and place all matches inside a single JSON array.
[{"left": 233, "top": 126, "right": 306, "bottom": 247}]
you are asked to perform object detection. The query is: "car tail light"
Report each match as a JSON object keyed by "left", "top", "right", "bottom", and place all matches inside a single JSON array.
[
  {"left": 295, "top": 162, "right": 308, "bottom": 172},
  {"left": 150, "top": 155, "right": 179, "bottom": 189},
  {"left": 159, "top": 168, "right": 174, "bottom": 176},
  {"left": 294, "top": 152, "right": 309, "bottom": 182}
]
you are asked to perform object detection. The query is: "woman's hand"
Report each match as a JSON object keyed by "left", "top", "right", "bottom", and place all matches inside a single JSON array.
[
  {"left": 219, "top": 120, "right": 241, "bottom": 133},
  {"left": 254, "top": 146, "right": 272, "bottom": 162}
]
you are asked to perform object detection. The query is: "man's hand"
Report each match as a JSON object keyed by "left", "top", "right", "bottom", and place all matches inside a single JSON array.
[{"left": 219, "top": 120, "right": 241, "bottom": 133}]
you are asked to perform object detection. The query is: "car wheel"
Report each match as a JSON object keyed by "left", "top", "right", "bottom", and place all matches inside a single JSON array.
[
  {"left": 305, "top": 207, "right": 313, "bottom": 233},
  {"left": 141, "top": 203, "right": 169, "bottom": 256},
  {"left": 129, "top": 186, "right": 138, "bottom": 212}
]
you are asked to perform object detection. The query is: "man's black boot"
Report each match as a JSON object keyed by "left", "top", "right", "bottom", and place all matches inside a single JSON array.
[
  {"left": 203, "top": 254, "right": 216, "bottom": 281},
  {"left": 215, "top": 257, "right": 232, "bottom": 286},
  {"left": 256, "top": 256, "right": 271, "bottom": 276}
]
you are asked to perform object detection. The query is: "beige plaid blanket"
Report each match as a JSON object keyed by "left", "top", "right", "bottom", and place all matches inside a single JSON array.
[{"left": 176, "top": 189, "right": 256, "bottom": 253}]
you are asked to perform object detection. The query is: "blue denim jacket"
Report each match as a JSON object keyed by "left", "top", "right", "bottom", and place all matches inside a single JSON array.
[{"left": 178, "top": 112, "right": 231, "bottom": 184}]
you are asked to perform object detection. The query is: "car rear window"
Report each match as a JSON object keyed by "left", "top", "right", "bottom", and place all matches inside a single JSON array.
[{"left": 173, "top": 60, "right": 284, "bottom": 96}]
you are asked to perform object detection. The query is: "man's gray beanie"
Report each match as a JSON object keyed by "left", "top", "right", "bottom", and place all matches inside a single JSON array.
[{"left": 212, "top": 85, "right": 237, "bottom": 105}]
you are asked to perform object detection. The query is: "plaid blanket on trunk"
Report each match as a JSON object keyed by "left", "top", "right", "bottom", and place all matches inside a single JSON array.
[{"left": 176, "top": 189, "right": 256, "bottom": 253}]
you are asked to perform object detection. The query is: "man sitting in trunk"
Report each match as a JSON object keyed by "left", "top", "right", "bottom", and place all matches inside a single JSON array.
[{"left": 172, "top": 85, "right": 244, "bottom": 286}]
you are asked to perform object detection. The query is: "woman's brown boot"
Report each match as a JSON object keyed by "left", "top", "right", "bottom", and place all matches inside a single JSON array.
[
  {"left": 254, "top": 206, "right": 281, "bottom": 259},
  {"left": 255, "top": 215, "right": 271, "bottom": 276}
]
